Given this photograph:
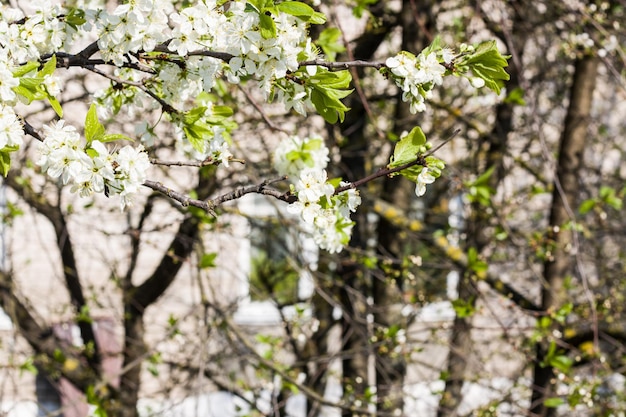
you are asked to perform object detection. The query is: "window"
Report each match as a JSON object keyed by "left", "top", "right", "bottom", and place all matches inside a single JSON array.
[{"left": 233, "top": 195, "right": 316, "bottom": 325}]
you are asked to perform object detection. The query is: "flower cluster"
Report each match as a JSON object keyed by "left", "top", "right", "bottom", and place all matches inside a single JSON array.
[
  {"left": 273, "top": 135, "right": 329, "bottom": 179},
  {"left": 385, "top": 48, "right": 451, "bottom": 113},
  {"left": 274, "top": 136, "right": 361, "bottom": 253},
  {"left": 0, "top": 105, "right": 23, "bottom": 149},
  {"left": 94, "top": 1, "right": 171, "bottom": 66},
  {"left": 0, "top": 1, "right": 70, "bottom": 64},
  {"left": 37, "top": 120, "right": 151, "bottom": 210},
  {"left": 217, "top": 2, "right": 311, "bottom": 95}
]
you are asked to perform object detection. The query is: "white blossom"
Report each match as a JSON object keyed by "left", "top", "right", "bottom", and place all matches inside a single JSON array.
[
  {"left": 0, "top": 105, "right": 23, "bottom": 149},
  {"left": 415, "top": 167, "right": 436, "bottom": 197}
]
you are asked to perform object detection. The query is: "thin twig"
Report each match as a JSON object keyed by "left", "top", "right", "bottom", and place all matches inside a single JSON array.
[
  {"left": 237, "top": 85, "right": 290, "bottom": 133},
  {"left": 143, "top": 180, "right": 215, "bottom": 215},
  {"left": 143, "top": 177, "right": 294, "bottom": 216},
  {"left": 22, "top": 119, "right": 43, "bottom": 141},
  {"left": 150, "top": 157, "right": 245, "bottom": 167},
  {"left": 298, "top": 59, "right": 385, "bottom": 71},
  {"left": 85, "top": 66, "right": 178, "bottom": 114},
  {"left": 333, "top": 13, "right": 385, "bottom": 140},
  {"left": 334, "top": 129, "right": 460, "bottom": 194},
  {"left": 208, "top": 177, "right": 294, "bottom": 206}
]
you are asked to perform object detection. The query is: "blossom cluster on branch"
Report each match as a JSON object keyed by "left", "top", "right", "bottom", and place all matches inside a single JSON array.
[
  {"left": 0, "top": 0, "right": 510, "bottom": 252},
  {"left": 274, "top": 135, "right": 361, "bottom": 253}
]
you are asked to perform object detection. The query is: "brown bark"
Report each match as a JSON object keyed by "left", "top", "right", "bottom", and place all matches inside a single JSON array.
[
  {"left": 112, "top": 171, "right": 217, "bottom": 417},
  {"left": 530, "top": 55, "right": 599, "bottom": 417},
  {"left": 437, "top": 19, "right": 524, "bottom": 417},
  {"left": 374, "top": 0, "right": 435, "bottom": 413},
  {"left": 5, "top": 175, "right": 102, "bottom": 370}
]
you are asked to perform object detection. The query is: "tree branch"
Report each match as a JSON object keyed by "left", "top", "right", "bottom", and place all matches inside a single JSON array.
[
  {"left": 4, "top": 174, "right": 102, "bottom": 369},
  {"left": 0, "top": 271, "right": 97, "bottom": 392}
]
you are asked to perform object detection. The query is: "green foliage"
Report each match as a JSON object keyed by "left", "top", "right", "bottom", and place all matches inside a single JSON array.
[
  {"left": 65, "top": 7, "right": 86, "bottom": 29},
  {"left": 504, "top": 87, "right": 526, "bottom": 105},
  {"left": 86, "top": 385, "right": 108, "bottom": 417},
  {"left": 84, "top": 104, "right": 133, "bottom": 145},
  {"left": 452, "top": 297, "right": 476, "bottom": 318},
  {"left": 544, "top": 397, "right": 566, "bottom": 408},
  {"left": 180, "top": 105, "right": 234, "bottom": 153},
  {"left": 316, "top": 27, "right": 346, "bottom": 61},
  {"left": 146, "top": 353, "right": 162, "bottom": 376},
  {"left": 456, "top": 40, "right": 511, "bottom": 94},
  {"left": 579, "top": 186, "right": 623, "bottom": 215},
  {"left": 350, "top": 0, "right": 377, "bottom": 18},
  {"left": 76, "top": 305, "right": 93, "bottom": 324},
  {"left": 308, "top": 68, "right": 353, "bottom": 123},
  {"left": 246, "top": 0, "right": 326, "bottom": 33},
  {"left": 540, "top": 341, "right": 573, "bottom": 373},
  {"left": 467, "top": 247, "right": 488, "bottom": 277},
  {"left": 389, "top": 126, "right": 427, "bottom": 169},
  {"left": 249, "top": 251, "right": 300, "bottom": 305},
  {"left": 275, "top": 1, "right": 326, "bottom": 24},
  {"left": 0, "top": 145, "right": 18, "bottom": 177},
  {"left": 199, "top": 253, "right": 218, "bottom": 269},
  {"left": 465, "top": 166, "right": 496, "bottom": 207},
  {"left": 19, "top": 358, "right": 38, "bottom": 376},
  {"left": 85, "top": 104, "right": 106, "bottom": 144},
  {"left": 12, "top": 55, "right": 63, "bottom": 117}
]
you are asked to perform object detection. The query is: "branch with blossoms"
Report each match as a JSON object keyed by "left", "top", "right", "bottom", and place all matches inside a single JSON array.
[{"left": 0, "top": 0, "right": 509, "bottom": 253}]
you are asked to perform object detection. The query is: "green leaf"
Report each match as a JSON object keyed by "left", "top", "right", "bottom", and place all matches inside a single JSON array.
[
  {"left": 100, "top": 133, "right": 134, "bottom": 143},
  {"left": 452, "top": 298, "right": 476, "bottom": 318},
  {"left": 65, "top": 7, "right": 86, "bottom": 29},
  {"left": 47, "top": 95, "right": 63, "bottom": 117},
  {"left": 578, "top": 199, "right": 596, "bottom": 215},
  {"left": 199, "top": 253, "right": 217, "bottom": 269},
  {"left": 259, "top": 13, "right": 277, "bottom": 39},
  {"left": 276, "top": 1, "right": 314, "bottom": 18},
  {"left": 244, "top": 2, "right": 261, "bottom": 13},
  {"left": 0, "top": 151, "right": 12, "bottom": 177},
  {"left": 352, "top": 0, "right": 377, "bottom": 18},
  {"left": 316, "top": 28, "right": 345, "bottom": 61},
  {"left": 84, "top": 103, "right": 106, "bottom": 144},
  {"left": 504, "top": 87, "right": 526, "bottom": 105},
  {"left": 308, "top": 11, "right": 326, "bottom": 24},
  {"left": 544, "top": 397, "right": 565, "bottom": 408},
  {"left": 19, "top": 358, "right": 38, "bottom": 376},
  {"left": 550, "top": 354, "right": 573, "bottom": 373},
  {"left": 467, "top": 247, "right": 488, "bottom": 275},
  {"left": 38, "top": 55, "right": 57, "bottom": 78},
  {"left": 183, "top": 123, "right": 212, "bottom": 153},
  {"left": 12, "top": 62, "right": 39, "bottom": 77},
  {"left": 460, "top": 40, "right": 510, "bottom": 94},
  {"left": 472, "top": 166, "right": 495, "bottom": 187},
  {"left": 389, "top": 126, "right": 426, "bottom": 168},
  {"left": 14, "top": 77, "right": 46, "bottom": 103},
  {"left": 211, "top": 105, "right": 234, "bottom": 118}
]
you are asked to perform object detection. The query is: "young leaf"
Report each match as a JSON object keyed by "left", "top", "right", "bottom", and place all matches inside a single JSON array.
[
  {"left": 47, "top": 95, "right": 63, "bottom": 118},
  {"left": 12, "top": 62, "right": 39, "bottom": 77},
  {"left": 259, "top": 13, "right": 277, "bottom": 39},
  {"left": 85, "top": 103, "right": 106, "bottom": 144},
  {"left": 199, "top": 253, "right": 218, "bottom": 269},
  {"left": 276, "top": 1, "right": 315, "bottom": 18},
  {"left": 544, "top": 398, "right": 565, "bottom": 408},
  {"left": 460, "top": 40, "right": 510, "bottom": 94},
  {"left": 38, "top": 55, "right": 57, "bottom": 78},
  {"left": 100, "top": 133, "right": 134, "bottom": 143},
  {"left": 317, "top": 27, "right": 346, "bottom": 61},
  {"left": 388, "top": 126, "right": 426, "bottom": 168},
  {"left": 0, "top": 150, "right": 12, "bottom": 177}
]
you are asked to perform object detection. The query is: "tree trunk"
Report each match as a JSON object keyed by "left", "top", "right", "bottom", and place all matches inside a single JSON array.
[
  {"left": 530, "top": 55, "right": 599, "bottom": 417},
  {"left": 437, "top": 21, "right": 524, "bottom": 417}
]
